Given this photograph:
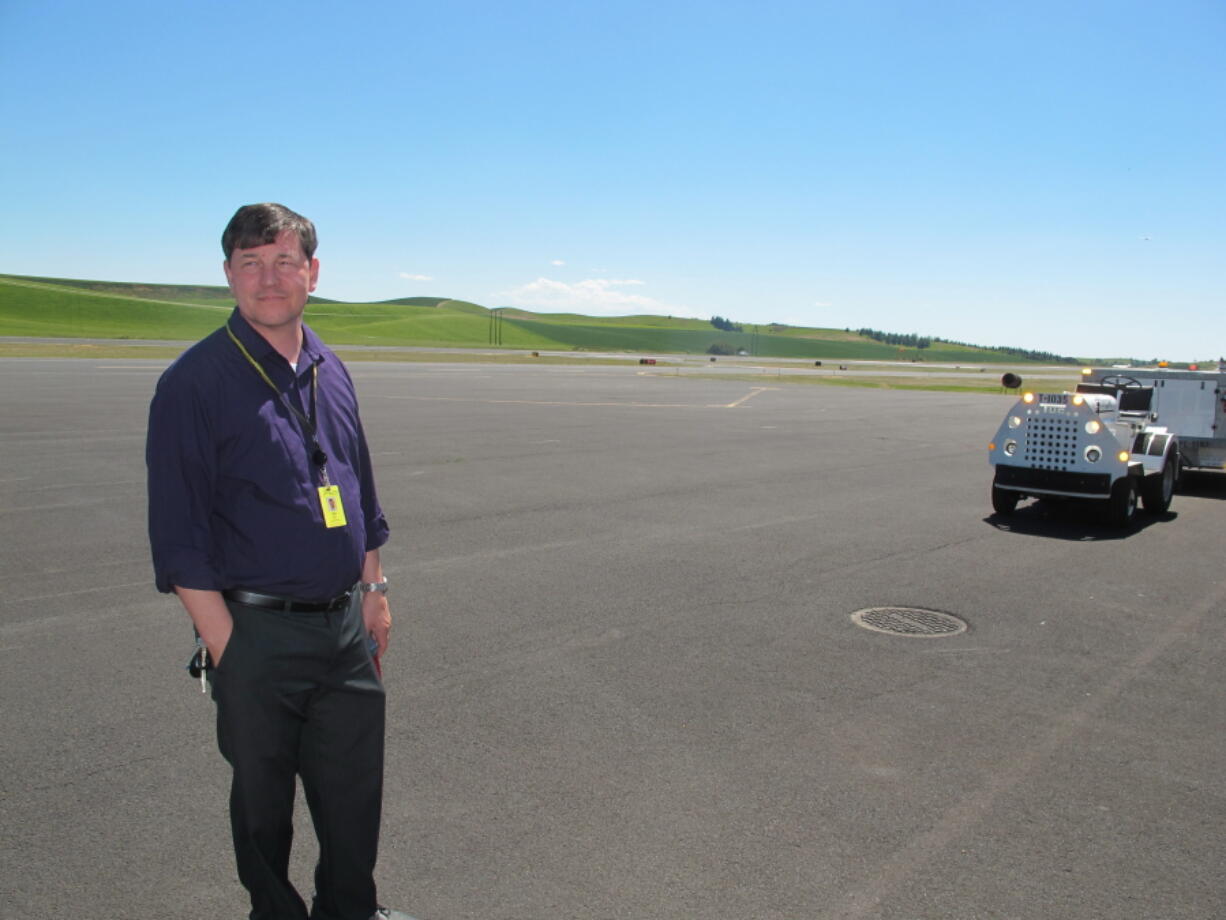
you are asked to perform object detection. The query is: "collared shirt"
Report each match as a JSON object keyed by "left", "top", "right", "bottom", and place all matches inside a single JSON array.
[{"left": 147, "top": 308, "right": 389, "bottom": 601}]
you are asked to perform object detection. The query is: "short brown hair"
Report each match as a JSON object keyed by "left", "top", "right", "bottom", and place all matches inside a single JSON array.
[{"left": 221, "top": 203, "right": 317, "bottom": 261}]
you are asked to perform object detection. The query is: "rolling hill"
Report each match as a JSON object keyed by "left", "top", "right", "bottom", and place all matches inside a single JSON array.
[{"left": 0, "top": 272, "right": 1072, "bottom": 363}]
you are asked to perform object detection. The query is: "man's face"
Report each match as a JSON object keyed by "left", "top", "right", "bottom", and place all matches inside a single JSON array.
[{"left": 224, "top": 229, "right": 319, "bottom": 334}]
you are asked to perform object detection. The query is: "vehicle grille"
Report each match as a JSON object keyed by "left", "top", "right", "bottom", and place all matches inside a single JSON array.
[{"left": 1022, "top": 414, "right": 1081, "bottom": 470}]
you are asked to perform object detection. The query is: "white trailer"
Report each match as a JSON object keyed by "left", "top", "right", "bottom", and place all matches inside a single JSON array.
[
  {"left": 987, "top": 366, "right": 1225, "bottom": 527},
  {"left": 1085, "top": 367, "right": 1226, "bottom": 472}
]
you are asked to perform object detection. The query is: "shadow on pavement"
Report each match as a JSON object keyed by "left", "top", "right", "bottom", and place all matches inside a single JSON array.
[
  {"left": 984, "top": 497, "right": 1172, "bottom": 541},
  {"left": 1178, "top": 470, "right": 1226, "bottom": 501}
]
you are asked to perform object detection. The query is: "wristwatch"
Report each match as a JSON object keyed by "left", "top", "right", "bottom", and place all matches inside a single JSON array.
[{"left": 359, "top": 578, "right": 389, "bottom": 595}]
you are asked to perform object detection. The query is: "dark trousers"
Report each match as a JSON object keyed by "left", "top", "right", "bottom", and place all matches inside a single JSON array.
[{"left": 212, "top": 592, "right": 385, "bottom": 920}]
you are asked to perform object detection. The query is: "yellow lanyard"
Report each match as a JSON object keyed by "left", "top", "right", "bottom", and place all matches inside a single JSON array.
[{"left": 226, "top": 323, "right": 330, "bottom": 485}]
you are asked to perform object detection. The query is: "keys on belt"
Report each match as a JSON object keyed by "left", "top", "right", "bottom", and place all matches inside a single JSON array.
[{"left": 188, "top": 588, "right": 355, "bottom": 692}]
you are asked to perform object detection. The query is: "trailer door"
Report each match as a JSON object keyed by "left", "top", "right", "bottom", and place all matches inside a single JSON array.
[{"left": 1152, "top": 378, "right": 1218, "bottom": 438}]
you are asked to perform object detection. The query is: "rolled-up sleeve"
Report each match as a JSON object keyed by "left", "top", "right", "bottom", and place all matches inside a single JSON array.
[
  {"left": 146, "top": 369, "right": 222, "bottom": 593},
  {"left": 354, "top": 413, "right": 390, "bottom": 553}
]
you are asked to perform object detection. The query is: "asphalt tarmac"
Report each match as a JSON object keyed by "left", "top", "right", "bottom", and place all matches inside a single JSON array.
[{"left": 1, "top": 357, "right": 1223, "bottom": 920}]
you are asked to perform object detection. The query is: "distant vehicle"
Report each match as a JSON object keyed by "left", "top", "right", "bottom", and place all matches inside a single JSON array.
[{"left": 987, "top": 366, "right": 1226, "bottom": 527}]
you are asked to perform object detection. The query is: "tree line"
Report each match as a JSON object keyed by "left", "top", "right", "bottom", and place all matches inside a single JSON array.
[
  {"left": 930, "top": 336, "right": 1076, "bottom": 364},
  {"left": 856, "top": 328, "right": 932, "bottom": 349},
  {"left": 857, "top": 328, "right": 1075, "bottom": 363},
  {"left": 712, "top": 315, "right": 1076, "bottom": 363}
]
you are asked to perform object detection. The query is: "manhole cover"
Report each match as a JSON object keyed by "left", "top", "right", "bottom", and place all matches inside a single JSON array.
[{"left": 851, "top": 606, "right": 967, "bottom": 637}]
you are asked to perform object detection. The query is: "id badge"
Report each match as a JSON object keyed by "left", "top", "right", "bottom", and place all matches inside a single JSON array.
[{"left": 318, "top": 485, "right": 348, "bottom": 528}]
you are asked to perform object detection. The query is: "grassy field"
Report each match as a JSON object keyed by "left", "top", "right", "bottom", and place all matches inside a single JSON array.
[{"left": 0, "top": 272, "right": 1071, "bottom": 366}]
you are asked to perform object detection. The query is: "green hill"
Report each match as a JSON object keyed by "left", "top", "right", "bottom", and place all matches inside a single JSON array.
[
  {"left": 0, "top": 274, "right": 341, "bottom": 307},
  {"left": 0, "top": 274, "right": 232, "bottom": 339},
  {"left": 0, "top": 272, "right": 1066, "bottom": 362}
]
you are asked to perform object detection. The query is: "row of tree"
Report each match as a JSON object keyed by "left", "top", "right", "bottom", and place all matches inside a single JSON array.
[
  {"left": 930, "top": 336, "right": 1076, "bottom": 364},
  {"left": 855, "top": 328, "right": 1076, "bottom": 363},
  {"left": 856, "top": 328, "right": 932, "bottom": 349},
  {"left": 714, "top": 316, "right": 1077, "bottom": 363}
]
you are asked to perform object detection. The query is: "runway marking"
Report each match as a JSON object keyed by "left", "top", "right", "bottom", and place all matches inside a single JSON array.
[
  {"left": 918, "top": 647, "right": 1011, "bottom": 654},
  {"left": 353, "top": 372, "right": 495, "bottom": 380},
  {"left": 11, "top": 580, "right": 152, "bottom": 604},
  {"left": 380, "top": 394, "right": 703, "bottom": 410},
  {"left": 716, "top": 386, "right": 777, "bottom": 409},
  {"left": 6, "top": 478, "right": 142, "bottom": 493},
  {"left": 380, "top": 386, "right": 779, "bottom": 411},
  {"left": 829, "top": 577, "right": 1226, "bottom": 920},
  {"left": 3, "top": 431, "right": 145, "bottom": 442},
  {"left": 0, "top": 601, "right": 166, "bottom": 640},
  {"left": 0, "top": 497, "right": 114, "bottom": 514}
]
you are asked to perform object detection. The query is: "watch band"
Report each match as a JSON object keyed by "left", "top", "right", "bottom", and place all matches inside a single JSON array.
[{"left": 358, "top": 579, "right": 389, "bottom": 595}]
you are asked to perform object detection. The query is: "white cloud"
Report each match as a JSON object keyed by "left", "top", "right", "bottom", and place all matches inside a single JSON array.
[
  {"left": 550, "top": 259, "right": 566, "bottom": 267},
  {"left": 500, "top": 277, "right": 701, "bottom": 318},
  {"left": 399, "top": 272, "right": 433, "bottom": 282}
]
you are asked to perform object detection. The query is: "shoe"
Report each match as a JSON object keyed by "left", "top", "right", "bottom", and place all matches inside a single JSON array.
[{"left": 372, "top": 909, "right": 419, "bottom": 920}]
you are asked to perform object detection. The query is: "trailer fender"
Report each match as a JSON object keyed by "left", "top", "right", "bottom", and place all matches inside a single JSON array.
[{"left": 1139, "top": 438, "right": 1179, "bottom": 514}]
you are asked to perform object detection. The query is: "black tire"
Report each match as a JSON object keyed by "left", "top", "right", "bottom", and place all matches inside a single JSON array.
[
  {"left": 1107, "top": 477, "right": 1138, "bottom": 528},
  {"left": 992, "top": 483, "right": 1020, "bottom": 516},
  {"left": 1141, "top": 450, "right": 1177, "bottom": 514}
]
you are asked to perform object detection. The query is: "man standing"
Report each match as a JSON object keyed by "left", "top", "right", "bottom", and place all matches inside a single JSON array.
[{"left": 147, "top": 203, "right": 413, "bottom": 920}]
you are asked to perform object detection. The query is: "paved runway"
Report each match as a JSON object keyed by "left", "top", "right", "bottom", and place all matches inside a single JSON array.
[{"left": 1, "top": 357, "right": 1223, "bottom": 919}]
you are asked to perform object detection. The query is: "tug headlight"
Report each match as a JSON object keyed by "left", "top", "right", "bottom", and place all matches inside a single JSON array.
[
  {"left": 1085, "top": 419, "right": 1101, "bottom": 435},
  {"left": 1022, "top": 392, "right": 1036, "bottom": 404},
  {"left": 1072, "top": 394, "right": 1085, "bottom": 406},
  {"left": 1118, "top": 450, "right": 1130, "bottom": 463},
  {"left": 1004, "top": 439, "right": 1018, "bottom": 457},
  {"left": 1008, "top": 416, "right": 1023, "bottom": 429},
  {"left": 1085, "top": 446, "right": 1102, "bottom": 463}
]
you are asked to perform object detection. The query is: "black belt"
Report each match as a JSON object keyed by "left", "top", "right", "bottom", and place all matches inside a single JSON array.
[{"left": 223, "top": 588, "right": 352, "bottom": 613}]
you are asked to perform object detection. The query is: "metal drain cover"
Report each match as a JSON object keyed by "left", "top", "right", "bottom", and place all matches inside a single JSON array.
[{"left": 851, "top": 606, "right": 967, "bottom": 637}]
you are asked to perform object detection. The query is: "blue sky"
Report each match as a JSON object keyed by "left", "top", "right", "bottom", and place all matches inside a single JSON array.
[{"left": 1, "top": 0, "right": 1222, "bottom": 360}]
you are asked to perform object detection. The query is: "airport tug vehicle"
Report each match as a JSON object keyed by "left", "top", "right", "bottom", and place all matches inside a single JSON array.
[{"left": 988, "top": 366, "right": 1226, "bottom": 527}]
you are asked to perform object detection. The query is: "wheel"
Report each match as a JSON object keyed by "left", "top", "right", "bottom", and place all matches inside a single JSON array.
[
  {"left": 1106, "top": 477, "right": 1138, "bottom": 528},
  {"left": 992, "top": 483, "right": 1020, "bottom": 516},
  {"left": 1141, "top": 450, "right": 1177, "bottom": 514}
]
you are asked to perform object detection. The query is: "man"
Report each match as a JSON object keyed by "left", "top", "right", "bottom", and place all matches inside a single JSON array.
[{"left": 147, "top": 203, "right": 414, "bottom": 920}]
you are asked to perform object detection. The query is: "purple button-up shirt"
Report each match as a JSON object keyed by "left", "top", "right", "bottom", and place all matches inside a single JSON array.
[{"left": 147, "top": 309, "right": 389, "bottom": 601}]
